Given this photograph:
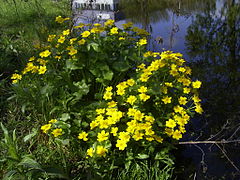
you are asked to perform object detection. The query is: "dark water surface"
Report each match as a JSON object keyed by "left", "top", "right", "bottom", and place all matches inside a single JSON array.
[{"left": 74, "top": 0, "right": 240, "bottom": 179}]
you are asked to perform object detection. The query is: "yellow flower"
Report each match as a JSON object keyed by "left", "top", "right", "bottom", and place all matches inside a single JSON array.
[
  {"left": 58, "top": 35, "right": 65, "bottom": 43},
  {"left": 195, "top": 103, "right": 203, "bottom": 114},
  {"left": 132, "top": 131, "right": 144, "bottom": 141},
  {"left": 137, "top": 38, "right": 147, "bottom": 46},
  {"left": 63, "top": 29, "right": 70, "bottom": 36},
  {"left": 37, "top": 58, "right": 48, "bottom": 66},
  {"left": 78, "top": 39, "right": 86, "bottom": 45},
  {"left": 119, "top": 37, "right": 125, "bottom": 40},
  {"left": 29, "top": 56, "right": 35, "bottom": 61},
  {"left": 111, "top": 127, "right": 118, "bottom": 136},
  {"left": 169, "top": 69, "right": 178, "bottom": 76},
  {"left": 165, "top": 128, "right": 174, "bottom": 136},
  {"left": 133, "top": 110, "right": 144, "bottom": 121},
  {"left": 179, "top": 96, "right": 187, "bottom": 105},
  {"left": 96, "top": 108, "right": 105, "bottom": 114},
  {"left": 41, "top": 124, "right": 51, "bottom": 133},
  {"left": 127, "top": 108, "right": 137, "bottom": 117},
  {"left": 78, "top": 131, "right": 88, "bottom": 141},
  {"left": 183, "top": 87, "right": 191, "bottom": 94},
  {"left": 166, "top": 119, "right": 176, "bottom": 128},
  {"left": 106, "top": 86, "right": 113, "bottom": 91},
  {"left": 103, "top": 91, "right": 113, "bottom": 100},
  {"left": 146, "top": 137, "right": 154, "bottom": 141},
  {"left": 118, "top": 131, "right": 130, "bottom": 142},
  {"left": 97, "top": 130, "right": 109, "bottom": 142},
  {"left": 145, "top": 116, "right": 155, "bottom": 123},
  {"left": 172, "top": 130, "right": 182, "bottom": 140},
  {"left": 38, "top": 66, "right": 47, "bottom": 74},
  {"left": 139, "top": 93, "right": 150, "bottom": 102},
  {"left": 96, "top": 145, "right": 108, "bottom": 156},
  {"left": 192, "top": 80, "right": 202, "bottom": 89},
  {"left": 161, "top": 86, "right": 168, "bottom": 94},
  {"left": 47, "top": 35, "right": 56, "bottom": 42},
  {"left": 107, "top": 100, "right": 117, "bottom": 108},
  {"left": 143, "top": 51, "right": 153, "bottom": 57},
  {"left": 39, "top": 50, "right": 51, "bottom": 58},
  {"left": 87, "top": 147, "right": 94, "bottom": 157},
  {"left": 154, "top": 135, "right": 163, "bottom": 143},
  {"left": 126, "top": 95, "right": 137, "bottom": 105},
  {"left": 116, "top": 139, "right": 127, "bottom": 150},
  {"left": 104, "top": 19, "right": 115, "bottom": 26},
  {"left": 94, "top": 23, "right": 101, "bottom": 27},
  {"left": 90, "top": 120, "right": 99, "bottom": 129},
  {"left": 49, "top": 119, "right": 57, "bottom": 123},
  {"left": 138, "top": 86, "right": 147, "bottom": 93},
  {"left": 174, "top": 105, "right": 184, "bottom": 113},
  {"left": 179, "top": 67, "right": 186, "bottom": 73},
  {"left": 68, "top": 48, "right": 78, "bottom": 56},
  {"left": 11, "top": 73, "right": 22, "bottom": 80},
  {"left": 162, "top": 96, "right": 172, "bottom": 104},
  {"left": 51, "top": 128, "right": 63, "bottom": 137},
  {"left": 12, "top": 79, "right": 18, "bottom": 84},
  {"left": 110, "top": 27, "right": 118, "bottom": 35},
  {"left": 126, "top": 79, "right": 135, "bottom": 86},
  {"left": 81, "top": 31, "right": 91, "bottom": 38},
  {"left": 55, "top": 56, "right": 61, "bottom": 60},
  {"left": 116, "top": 88, "right": 125, "bottom": 96},
  {"left": 192, "top": 95, "right": 201, "bottom": 103},
  {"left": 55, "top": 16, "right": 65, "bottom": 23},
  {"left": 165, "top": 82, "right": 173, "bottom": 87},
  {"left": 138, "top": 63, "right": 146, "bottom": 69},
  {"left": 70, "top": 38, "right": 77, "bottom": 44},
  {"left": 139, "top": 73, "right": 150, "bottom": 82}
]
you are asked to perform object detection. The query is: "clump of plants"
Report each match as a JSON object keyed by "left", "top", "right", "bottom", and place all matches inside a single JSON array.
[{"left": 7, "top": 17, "right": 202, "bottom": 179}]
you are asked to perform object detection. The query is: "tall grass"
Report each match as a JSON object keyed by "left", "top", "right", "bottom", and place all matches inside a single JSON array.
[
  {"left": 0, "top": 0, "right": 70, "bottom": 76},
  {"left": 0, "top": 2, "right": 70, "bottom": 177}
]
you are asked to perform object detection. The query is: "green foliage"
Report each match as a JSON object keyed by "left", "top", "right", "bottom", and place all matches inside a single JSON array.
[
  {"left": 0, "top": 0, "right": 70, "bottom": 75},
  {"left": 3, "top": 15, "right": 202, "bottom": 179}
]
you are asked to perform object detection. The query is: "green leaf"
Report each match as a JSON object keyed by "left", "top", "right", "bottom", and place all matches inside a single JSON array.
[
  {"left": 3, "top": 170, "right": 18, "bottom": 180},
  {"left": 87, "top": 42, "right": 100, "bottom": 52},
  {"left": 43, "top": 167, "right": 70, "bottom": 179},
  {"left": 66, "top": 59, "right": 80, "bottom": 70},
  {"left": 136, "top": 154, "right": 149, "bottom": 159},
  {"left": 18, "top": 156, "right": 43, "bottom": 171},
  {"left": 23, "top": 129, "right": 37, "bottom": 142},
  {"left": 113, "top": 61, "right": 130, "bottom": 72},
  {"left": 60, "top": 113, "right": 71, "bottom": 121},
  {"left": 40, "top": 84, "right": 53, "bottom": 96},
  {"left": 73, "top": 80, "right": 90, "bottom": 95},
  {"left": 103, "top": 71, "right": 113, "bottom": 80}
]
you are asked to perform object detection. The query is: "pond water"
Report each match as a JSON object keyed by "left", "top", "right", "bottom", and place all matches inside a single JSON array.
[{"left": 74, "top": 0, "right": 240, "bottom": 179}]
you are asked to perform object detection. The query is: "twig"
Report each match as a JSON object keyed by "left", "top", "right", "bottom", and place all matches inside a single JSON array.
[
  {"left": 215, "top": 143, "right": 240, "bottom": 172},
  {"left": 178, "top": 139, "right": 240, "bottom": 145},
  {"left": 228, "top": 125, "right": 240, "bottom": 140}
]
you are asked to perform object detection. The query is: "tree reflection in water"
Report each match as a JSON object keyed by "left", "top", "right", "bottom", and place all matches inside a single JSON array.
[{"left": 181, "top": 0, "right": 240, "bottom": 179}]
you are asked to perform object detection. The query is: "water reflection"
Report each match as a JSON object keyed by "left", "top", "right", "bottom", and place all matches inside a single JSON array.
[
  {"left": 73, "top": 0, "right": 123, "bottom": 24},
  {"left": 181, "top": 0, "right": 240, "bottom": 179}
]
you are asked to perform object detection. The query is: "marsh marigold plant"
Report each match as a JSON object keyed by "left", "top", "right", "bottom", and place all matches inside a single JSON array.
[{"left": 12, "top": 17, "right": 202, "bottom": 179}]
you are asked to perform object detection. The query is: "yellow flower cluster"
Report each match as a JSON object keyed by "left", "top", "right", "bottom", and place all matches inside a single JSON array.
[
  {"left": 11, "top": 73, "right": 22, "bottom": 84},
  {"left": 55, "top": 16, "right": 70, "bottom": 23},
  {"left": 11, "top": 18, "right": 151, "bottom": 85},
  {"left": 40, "top": 119, "right": 63, "bottom": 138},
  {"left": 79, "top": 50, "right": 202, "bottom": 158}
]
